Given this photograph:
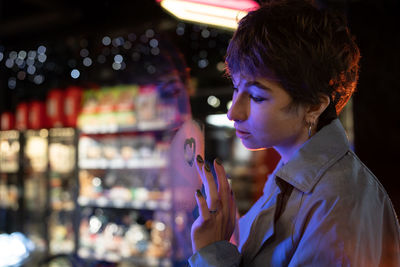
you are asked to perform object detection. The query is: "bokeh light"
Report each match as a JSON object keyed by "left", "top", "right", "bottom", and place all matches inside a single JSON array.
[
  {"left": 71, "top": 69, "right": 80, "bottom": 79},
  {"left": 102, "top": 36, "right": 111, "bottom": 46}
]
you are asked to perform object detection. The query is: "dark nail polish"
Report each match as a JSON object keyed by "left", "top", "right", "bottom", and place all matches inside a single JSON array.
[
  {"left": 196, "top": 189, "right": 203, "bottom": 197},
  {"left": 215, "top": 157, "right": 222, "bottom": 165},
  {"left": 196, "top": 155, "right": 204, "bottom": 164},
  {"left": 204, "top": 163, "right": 211, "bottom": 172}
]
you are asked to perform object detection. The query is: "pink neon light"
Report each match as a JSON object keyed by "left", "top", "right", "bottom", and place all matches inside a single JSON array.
[{"left": 157, "top": 0, "right": 260, "bottom": 11}]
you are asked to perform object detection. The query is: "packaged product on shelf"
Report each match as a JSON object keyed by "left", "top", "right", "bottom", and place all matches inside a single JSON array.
[
  {"left": 24, "top": 130, "right": 48, "bottom": 173},
  {"left": 78, "top": 208, "right": 102, "bottom": 254},
  {"left": 102, "top": 136, "right": 120, "bottom": 161},
  {"left": 138, "top": 133, "right": 156, "bottom": 159},
  {"left": 120, "top": 136, "right": 137, "bottom": 160},
  {"left": 78, "top": 208, "right": 159, "bottom": 261},
  {"left": 124, "top": 223, "right": 150, "bottom": 256},
  {"left": 7, "top": 184, "right": 19, "bottom": 210},
  {"left": 154, "top": 140, "right": 169, "bottom": 161},
  {"left": 15, "top": 102, "right": 29, "bottom": 130},
  {"left": 142, "top": 170, "right": 160, "bottom": 190},
  {"left": 49, "top": 211, "right": 75, "bottom": 254},
  {"left": 97, "top": 87, "right": 117, "bottom": 114},
  {"left": 114, "top": 85, "right": 138, "bottom": 112},
  {"left": 77, "top": 89, "right": 99, "bottom": 131},
  {"left": 0, "top": 131, "right": 20, "bottom": 173},
  {"left": 0, "top": 176, "right": 7, "bottom": 208},
  {"left": 172, "top": 210, "right": 193, "bottom": 260},
  {"left": 46, "top": 89, "right": 64, "bottom": 128},
  {"left": 109, "top": 186, "right": 132, "bottom": 202},
  {"left": 81, "top": 89, "right": 99, "bottom": 114},
  {"left": 79, "top": 136, "right": 102, "bottom": 160},
  {"left": 136, "top": 85, "right": 159, "bottom": 126},
  {"left": 79, "top": 170, "right": 98, "bottom": 199},
  {"left": 133, "top": 187, "right": 149, "bottom": 203},
  {"left": 114, "top": 85, "right": 138, "bottom": 128},
  {"left": 28, "top": 101, "right": 47, "bottom": 130},
  {"left": 49, "top": 142, "right": 76, "bottom": 173},
  {"left": 78, "top": 219, "right": 91, "bottom": 253},
  {"left": 50, "top": 177, "right": 63, "bottom": 210},
  {"left": 24, "top": 174, "right": 47, "bottom": 211},
  {"left": 102, "top": 222, "right": 126, "bottom": 257},
  {"left": 146, "top": 211, "right": 172, "bottom": 258},
  {"left": 77, "top": 83, "right": 184, "bottom": 132},
  {"left": 103, "top": 170, "right": 119, "bottom": 189},
  {"left": 64, "top": 86, "right": 82, "bottom": 128},
  {"left": 0, "top": 173, "right": 19, "bottom": 210},
  {"left": 0, "top": 112, "right": 15, "bottom": 130},
  {"left": 97, "top": 87, "right": 119, "bottom": 129},
  {"left": 49, "top": 174, "right": 75, "bottom": 211}
]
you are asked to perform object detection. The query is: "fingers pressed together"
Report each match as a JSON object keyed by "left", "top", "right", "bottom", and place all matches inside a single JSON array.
[
  {"left": 191, "top": 154, "right": 238, "bottom": 252},
  {"left": 194, "top": 155, "right": 236, "bottom": 238}
]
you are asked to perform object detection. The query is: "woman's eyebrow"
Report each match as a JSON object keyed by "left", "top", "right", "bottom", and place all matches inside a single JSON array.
[{"left": 245, "top": 81, "right": 273, "bottom": 92}]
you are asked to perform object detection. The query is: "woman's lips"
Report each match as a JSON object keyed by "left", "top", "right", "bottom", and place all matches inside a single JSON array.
[{"left": 235, "top": 129, "right": 251, "bottom": 139}]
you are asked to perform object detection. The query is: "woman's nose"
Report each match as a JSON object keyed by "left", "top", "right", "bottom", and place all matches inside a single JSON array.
[{"left": 227, "top": 95, "right": 248, "bottom": 122}]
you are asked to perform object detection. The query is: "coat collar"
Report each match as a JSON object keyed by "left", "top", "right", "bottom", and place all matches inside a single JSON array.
[{"left": 273, "top": 119, "right": 350, "bottom": 194}]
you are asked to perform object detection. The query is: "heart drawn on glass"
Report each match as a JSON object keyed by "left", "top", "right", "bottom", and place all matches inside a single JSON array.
[{"left": 184, "top": 137, "right": 196, "bottom": 167}]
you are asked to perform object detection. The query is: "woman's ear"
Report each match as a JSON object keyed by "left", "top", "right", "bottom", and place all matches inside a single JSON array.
[{"left": 306, "top": 94, "right": 330, "bottom": 123}]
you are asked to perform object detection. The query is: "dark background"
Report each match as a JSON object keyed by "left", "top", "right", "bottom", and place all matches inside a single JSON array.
[
  {"left": 348, "top": 0, "right": 400, "bottom": 215},
  {"left": 0, "top": 0, "right": 399, "bottom": 214}
]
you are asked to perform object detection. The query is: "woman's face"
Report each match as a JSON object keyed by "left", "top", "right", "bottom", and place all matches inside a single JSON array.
[
  {"left": 156, "top": 70, "right": 191, "bottom": 119},
  {"left": 227, "top": 73, "right": 309, "bottom": 160}
]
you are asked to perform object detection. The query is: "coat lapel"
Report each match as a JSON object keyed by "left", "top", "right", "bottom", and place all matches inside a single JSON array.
[{"left": 240, "top": 188, "right": 280, "bottom": 264}]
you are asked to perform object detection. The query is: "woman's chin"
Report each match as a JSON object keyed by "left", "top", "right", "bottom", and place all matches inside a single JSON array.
[{"left": 241, "top": 140, "right": 267, "bottom": 151}]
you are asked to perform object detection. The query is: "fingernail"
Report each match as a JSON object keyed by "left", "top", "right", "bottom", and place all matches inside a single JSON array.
[
  {"left": 204, "top": 163, "right": 211, "bottom": 172},
  {"left": 215, "top": 157, "right": 222, "bottom": 165},
  {"left": 196, "top": 155, "right": 204, "bottom": 164},
  {"left": 196, "top": 189, "right": 203, "bottom": 197}
]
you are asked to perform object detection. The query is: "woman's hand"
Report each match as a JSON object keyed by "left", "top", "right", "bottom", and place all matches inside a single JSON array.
[{"left": 191, "top": 155, "right": 237, "bottom": 253}]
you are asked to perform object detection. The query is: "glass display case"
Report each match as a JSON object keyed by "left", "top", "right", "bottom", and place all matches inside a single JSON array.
[
  {"left": 1, "top": 81, "right": 203, "bottom": 266},
  {"left": 48, "top": 127, "right": 78, "bottom": 255},
  {"left": 77, "top": 130, "right": 173, "bottom": 265},
  {"left": 0, "top": 130, "right": 22, "bottom": 234},
  {"left": 22, "top": 129, "right": 49, "bottom": 260},
  {"left": 76, "top": 84, "right": 203, "bottom": 266}
]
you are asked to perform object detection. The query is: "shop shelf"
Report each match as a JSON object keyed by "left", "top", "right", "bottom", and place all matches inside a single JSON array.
[
  {"left": 78, "top": 248, "right": 172, "bottom": 266},
  {"left": 77, "top": 196, "right": 172, "bottom": 210},
  {"left": 79, "top": 120, "right": 169, "bottom": 135},
  {"left": 78, "top": 158, "right": 167, "bottom": 170}
]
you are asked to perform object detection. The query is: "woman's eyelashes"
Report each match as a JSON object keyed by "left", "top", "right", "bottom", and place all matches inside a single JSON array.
[
  {"left": 250, "top": 95, "right": 267, "bottom": 103},
  {"left": 232, "top": 86, "right": 268, "bottom": 103}
]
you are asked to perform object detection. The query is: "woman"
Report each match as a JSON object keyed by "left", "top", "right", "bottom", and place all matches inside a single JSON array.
[{"left": 189, "top": 0, "right": 400, "bottom": 266}]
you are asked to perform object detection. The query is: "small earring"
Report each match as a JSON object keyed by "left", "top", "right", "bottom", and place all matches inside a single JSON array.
[{"left": 308, "top": 121, "right": 314, "bottom": 138}]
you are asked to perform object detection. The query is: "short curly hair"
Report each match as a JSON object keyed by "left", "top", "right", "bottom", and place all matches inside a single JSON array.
[{"left": 225, "top": 0, "right": 360, "bottom": 130}]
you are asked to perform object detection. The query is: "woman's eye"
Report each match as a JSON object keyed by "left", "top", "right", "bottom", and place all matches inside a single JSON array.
[{"left": 250, "top": 95, "right": 267, "bottom": 103}]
